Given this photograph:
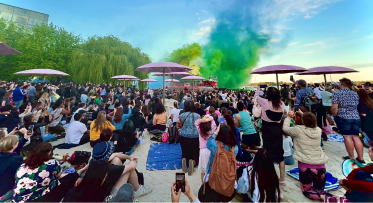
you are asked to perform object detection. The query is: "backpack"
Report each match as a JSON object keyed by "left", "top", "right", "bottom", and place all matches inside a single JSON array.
[
  {"left": 168, "top": 124, "right": 180, "bottom": 144},
  {"left": 303, "top": 96, "right": 320, "bottom": 112},
  {"left": 205, "top": 140, "right": 237, "bottom": 197}
]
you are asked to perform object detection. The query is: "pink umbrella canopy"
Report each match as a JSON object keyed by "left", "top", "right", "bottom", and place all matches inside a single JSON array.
[
  {"left": 15, "top": 69, "right": 69, "bottom": 76},
  {"left": 181, "top": 76, "right": 205, "bottom": 80},
  {"left": 296, "top": 66, "right": 359, "bottom": 84},
  {"left": 0, "top": 41, "right": 22, "bottom": 55},
  {"left": 165, "top": 79, "right": 180, "bottom": 82},
  {"left": 153, "top": 72, "right": 192, "bottom": 77},
  {"left": 111, "top": 75, "right": 138, "bottom": 80},
  {"left": 136, "top": 62, "right": 192, "bottom": 73},
  {"left": 251, "top": 65, "right": 306, "bottom": 88},
  {"left": 140, "top": 79, "right": 157, "bottom": 82}
]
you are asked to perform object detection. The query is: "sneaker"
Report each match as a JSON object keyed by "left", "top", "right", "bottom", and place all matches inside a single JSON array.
[
  {"left": 182, "top": 158, "right": 187, "bottom": 173},
  {"left": 134, "top": 185, "right": 152, "bottom": 198},
  {"left": 188, "top": 159, "right": 194, "bottom": 176},
  {"left": 356, "top": 158, "right": 366, "bottom": 165}
]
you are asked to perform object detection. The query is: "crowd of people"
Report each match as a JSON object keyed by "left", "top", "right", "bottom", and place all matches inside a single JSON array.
[{"left": 0, "top": 77, "right": 373, "bottom": 202}]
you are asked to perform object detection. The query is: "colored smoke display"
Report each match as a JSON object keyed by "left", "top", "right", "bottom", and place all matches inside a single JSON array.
[{"left": 165, "top": 1, "right": 271, "bottom": 89}]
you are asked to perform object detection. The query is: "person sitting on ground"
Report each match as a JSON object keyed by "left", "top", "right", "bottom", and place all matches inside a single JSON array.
[
  {"left": 113, "top": 120, "right": 140, "bottom": 155},
  {"left": 237, "top": 148, "right": 281, "bottom": 202},
  {"left": 112, "top": 106, "right": 132, "bottom": 131},
  {"left": 90, "top": 111, "right": 116, "bottom": 147},
  {"left": 171, "top": 102, "right": 180, "bottom": 126},
  {"left": 0, "top": 127, "right": 31, "bottom": 199},
  {"left": 13, "top": 143, "right": 88, "bottom": 202},
  {"left": 49, "top": 99, "right": 70, "bottom": 135},
  {"left": 148, "top": 103, "right": 167, "bottom": 132},
  {"left": 89, "top": 134, "right": 152, "bottom": 199},
  {"left": 65, "top": 113, "right": 90, "bottom": 145},
  {"left": 128, "top": 107, "right": 146, "bottom": 132},
  {"left": 283, "top": 111, "right": 329, "bottom": 201},
  {"left": 63, "top": 160, "right": 135, "bottom": 202},
  {"left": 320, "top": 141, "right": 373, "bottom": 202}
]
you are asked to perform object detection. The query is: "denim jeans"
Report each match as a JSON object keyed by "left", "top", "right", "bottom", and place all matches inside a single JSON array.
[
  {"left": 284, "top": 148, "right": 295, "bottom": 165},
  {"left": 13, "top": 100, "right": 22, "bottom": 109}
]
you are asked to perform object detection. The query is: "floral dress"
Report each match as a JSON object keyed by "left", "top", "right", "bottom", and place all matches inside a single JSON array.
[{"left": 13, "top": 159, "right": 61, "bottom": 202}]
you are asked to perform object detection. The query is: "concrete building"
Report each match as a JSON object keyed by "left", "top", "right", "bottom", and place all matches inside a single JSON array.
[{"left": 0, "top": 3, "right": 48, "bottom": 27}]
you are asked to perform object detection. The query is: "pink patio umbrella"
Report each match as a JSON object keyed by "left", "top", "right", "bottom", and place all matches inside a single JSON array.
[
  {"left": 0, "top": 41, "right": 22, "bottom": 55},
  {"left": 140, "top": 78, "right": 157, "bottom": 88},
  {"left": 15, "top": 69, "right": 69, "bottom": 82},
  {"left": 165, "top": 79, "right": 180, "bottom": 82},
  {"left": 111, "top": 75, "right": 139, "bottom": 90},
  {"left": 296, "top": 66, "right": 359, "bottom": 84},
  {"left": 153, "top": 72, "right": 192, "bottom": 93},
  {"left": 136, "top": 62, "right": 192, "bottom": 103},
  {"left": 251, "top": 65, "right": 307, "bottom": 88},
  {"left": 181, "top": 76, "right": 205, "bottom": 90}
]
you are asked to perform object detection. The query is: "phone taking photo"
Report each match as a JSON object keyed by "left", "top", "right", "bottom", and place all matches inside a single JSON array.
[
  {"left": 175, "top": 173, "right": 185, "bottom": 192},
  {"left": 27, "top": 125, "right": 34, "bottom": 135}
]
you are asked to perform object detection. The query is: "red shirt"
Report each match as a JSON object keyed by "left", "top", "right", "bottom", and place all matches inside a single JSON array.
[{"left": 343, "top": 164, "right": 373, "bottom": 192}]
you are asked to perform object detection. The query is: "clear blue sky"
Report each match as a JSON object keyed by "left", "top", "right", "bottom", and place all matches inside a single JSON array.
[{"left": 3, "top": 0, "right": 373, "bottom": 85}]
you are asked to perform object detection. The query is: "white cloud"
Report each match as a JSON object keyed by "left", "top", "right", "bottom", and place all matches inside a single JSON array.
[
  {"left": 270, "top": 38, "right": 281, "bottom": 43},
  {"left": 288, "top": 42, "right": 298, "bottom": 46},
  {"left": 196, "top": 13, "right": 199, "bottom": 15},
  {"left": 302, "top": 41, "right": 323, "bottom": 47}
]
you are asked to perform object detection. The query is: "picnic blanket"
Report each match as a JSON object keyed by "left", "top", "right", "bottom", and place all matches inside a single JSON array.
[
  {"left": 146, "top": 143, "right": 182, "bottom": 171},
  {"left": 286, "top": 167, "right": 340, "bottom": 191},
  {"left": 327, "top": 134, "right": 344, "bottom": 142}
]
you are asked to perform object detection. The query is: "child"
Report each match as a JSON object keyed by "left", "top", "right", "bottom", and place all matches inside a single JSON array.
[
  {"left": 283, "top": 134, "right": 294, "bottom": 165},
  {"left": 194, "top": 115, "right": 216, "bottom": 182}
]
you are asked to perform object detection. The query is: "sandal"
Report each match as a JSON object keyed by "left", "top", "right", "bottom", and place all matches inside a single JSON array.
[{"left": 279, "top": 180, "right": 288, "bottom": 192}]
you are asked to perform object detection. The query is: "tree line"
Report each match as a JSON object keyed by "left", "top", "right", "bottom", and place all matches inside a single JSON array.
[{"left": 0, "top": 18, "right": 150, "bottom": 89}]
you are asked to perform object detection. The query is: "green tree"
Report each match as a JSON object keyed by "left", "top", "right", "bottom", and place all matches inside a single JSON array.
[{"left": 68, "top": 35, "right": 151, "bottom": 89}]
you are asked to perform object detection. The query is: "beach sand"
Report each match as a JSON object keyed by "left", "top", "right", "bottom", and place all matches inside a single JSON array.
[{"left": 52, "top": 131, "right": 370, "bottom": 202}]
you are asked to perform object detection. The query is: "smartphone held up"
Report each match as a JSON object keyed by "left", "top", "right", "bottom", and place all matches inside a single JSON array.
[{"left": 175, "top": 173, "right": 185, "bottom": 192}]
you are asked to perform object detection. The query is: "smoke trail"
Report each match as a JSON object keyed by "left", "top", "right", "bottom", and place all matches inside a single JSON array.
[
  {"left": 200, "top": 2, "right": 270, "bottom": 88},
  {"left": 165, "top": 43, "right": 202, "bottom": 75}
]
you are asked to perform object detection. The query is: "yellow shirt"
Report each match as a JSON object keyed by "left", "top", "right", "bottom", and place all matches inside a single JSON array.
[
  {"left": 90, "top": 121, "right": 116, "bottom": 140},
  {"left": 153, "top": 112, "right": 168, "bottom": 125}
]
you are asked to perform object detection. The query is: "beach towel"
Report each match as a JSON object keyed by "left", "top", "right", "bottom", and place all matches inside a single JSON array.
[
  {"left": 146, "top": 142, "right": 182, "bottom": 171},
  {"left": 327, "top": 134, "right": 344, "bottom": 142},
  {"left": 342, "top": 159, "right": 372, "bottom": 177},
  {"left": 286, "top": 167, "right": 340, "bottom": 191}
]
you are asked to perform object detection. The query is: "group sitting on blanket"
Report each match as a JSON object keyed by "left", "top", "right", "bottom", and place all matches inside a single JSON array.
[{"left": 1, "top": 78, "right": 373, "bottom": 202}]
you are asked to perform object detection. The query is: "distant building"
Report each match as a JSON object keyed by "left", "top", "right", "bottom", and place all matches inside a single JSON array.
[{"left": 0, "top": 3, "right": 48, "bottom": 27}]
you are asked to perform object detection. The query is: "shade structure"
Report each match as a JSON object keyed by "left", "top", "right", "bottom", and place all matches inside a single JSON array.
[
  {"left": 181, "top": 76, "right": 205, "bottom": 90},
  {"left": 15, "top": 69, "right": 69, "bottom": 82},
  {"left": 136, "top": 62, "right": 192, "bottom": 104},
  {"left": 153, "top": 72, "right": 192, "bottom": 93},
  {"left": 251, "top": 65, "right": 307, "bottom": 88},
  {"left": 111, "top": 75, "right": 138, "bottom": 80},
  {"left": 165, "top": 79, "right": 180, "bottom": 82},
  {"left": 296, "top": 66, "right": 359, "bottom": 84},
  {"left": 140, "top": 78, "right": 157, "bottom": 88},
  {"left": 0, "top": 41, "right": 22, "bottom": 55}
]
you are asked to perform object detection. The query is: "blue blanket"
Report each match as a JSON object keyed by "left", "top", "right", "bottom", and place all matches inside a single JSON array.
[
  {"left": 146, "top": 143, "right": 182, "bottom": 171},
  {"left": 287, "top": 167, "right": 340, "bottom": 191}
]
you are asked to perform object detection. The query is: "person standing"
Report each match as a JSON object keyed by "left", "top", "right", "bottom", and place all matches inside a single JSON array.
[
  {"left": 28, "top": 83, "right": 37, "bottom": 103},
  {"left": 321, "top": 86, "right": 333, "bottom": 124},
  {"left": 313, "top": 83, "right": 324, "bottom": 100},
  {"left": 357, "top": 89, "right": 373, "bottom": 140},
  {"left": 12, "top": 82, "right": 27, "bottom": 109},
  {"left": 0, "top": 82, "right": 6, "bottom": 104},
  {"left": 332, "top": 78, "right": 365, "bottom": 164},
  {"left": 293, "top": 79, "right": 314, "bottom": 110},
  {"left": 254, "top": 86, "right": 288, "bottom": 192},
  {"left": 235, "top": 102, "right": 260, "bottom": 149}
]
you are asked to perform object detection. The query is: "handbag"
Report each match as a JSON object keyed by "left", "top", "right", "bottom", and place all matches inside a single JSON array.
[
  {"left": 252, "top": 97, "right": 262, "bottom": 118},
  {"left": 70, "top": 151, "right": 91, "bottom": 165},
  {"left": 177, "top": 112, "right": 192, "bottom": 129}
]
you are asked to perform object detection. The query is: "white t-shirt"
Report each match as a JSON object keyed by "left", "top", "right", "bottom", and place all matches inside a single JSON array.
[
  {"left": 283, "top": 135, "right": 293, "bottom": 157},
  {"left": 314, "top": 87, "right": 324, "bottom": 99},
  {"left": 170, "top": 108, "right": 180, "bottom": 122},
  {"left": 65, "top": 121, "right": 87, "bottom": 144}
]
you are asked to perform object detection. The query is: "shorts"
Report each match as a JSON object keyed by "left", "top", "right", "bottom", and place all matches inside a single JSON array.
[
  {"left": 325, "top": 106, "right": 332, "bottom": 114},
  {"left": 198, "top": 148, "right": 211, "bottom": 173},
  {"left": 241, "top": 133, "right": 261, "bottom": 148},
  {"left": 335, "top": 117, "right": 361, "bottom": 136}
]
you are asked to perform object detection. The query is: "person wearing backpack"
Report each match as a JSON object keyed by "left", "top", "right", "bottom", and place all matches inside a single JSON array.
[
  {"left": 198, "top": 124, "right": 238, "bottom": 202},
  {"left": 293, "top": 79, "right": 315, "bottom": 111}
]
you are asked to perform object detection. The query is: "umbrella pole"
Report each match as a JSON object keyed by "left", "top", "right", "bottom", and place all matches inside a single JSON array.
[
  {"left": 276, "top": 72, "right": 279, "bottom": 89},
  {"left": 171, "top": 75, "right": 174, "bottom": 95},
  {"left": 324, "top": 74, "right": 327, "bottom": 85},
  {"left": 163, "top": 68, "right": 165, "bottom": 105}
]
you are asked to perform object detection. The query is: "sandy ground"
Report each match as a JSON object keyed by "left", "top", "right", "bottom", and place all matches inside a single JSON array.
[{"left": 52, "top": 131, "right": 371, "bottom": 202}]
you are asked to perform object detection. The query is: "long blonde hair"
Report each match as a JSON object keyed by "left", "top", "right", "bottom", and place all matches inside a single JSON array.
[{"left": 93, "top": 111, "right": 108, "bottom": 132}]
